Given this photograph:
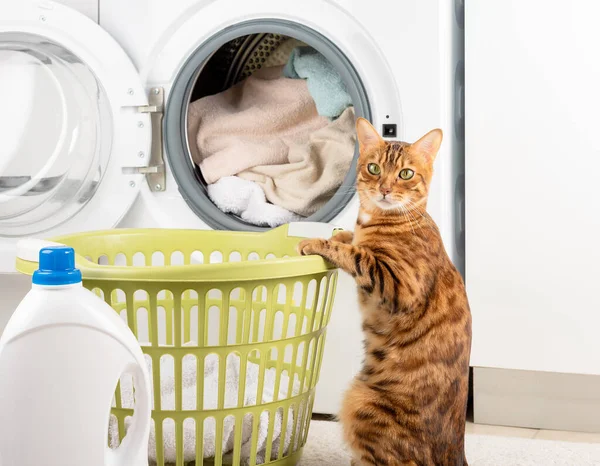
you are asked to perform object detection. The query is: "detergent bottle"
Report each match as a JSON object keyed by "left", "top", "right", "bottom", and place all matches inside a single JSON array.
[{"left": 0, "top": 246, "right": 151, "bottom": 466}]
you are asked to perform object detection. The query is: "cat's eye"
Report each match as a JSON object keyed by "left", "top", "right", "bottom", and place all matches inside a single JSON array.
[
  {"left": 399, "top": 169, "right": 414, "bottom": 180},
  {"left": 367, "top": 163, "right": 381, "bottom": 175}
]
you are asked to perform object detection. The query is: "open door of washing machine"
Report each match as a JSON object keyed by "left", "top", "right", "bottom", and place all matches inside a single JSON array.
[{"left": 0, "top": 1, "right": 153, "bottom": 254}]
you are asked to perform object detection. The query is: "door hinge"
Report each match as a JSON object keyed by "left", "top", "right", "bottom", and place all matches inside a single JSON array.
[{"left": 125, "top": 87, "right": 165, "bottom": 192}]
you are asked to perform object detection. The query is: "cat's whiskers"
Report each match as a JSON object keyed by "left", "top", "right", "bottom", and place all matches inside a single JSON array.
[
  {"left": 399, "top": 204, "right": 417, "bottom": 236},
  {"left": 407, "top": 196, "right": 428, "bottom": 210},
  {"left": 402, "top": 201, "right": 425, "bottom": 228},
  {"left": 403, "top": 205, "right": 420, "bottom": 231},
  {"left": 404, "top": 199, "right": 436, "bottom": 229}
]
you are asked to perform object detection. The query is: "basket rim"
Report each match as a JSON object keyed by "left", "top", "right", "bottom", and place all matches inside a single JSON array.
[{"left": 16, "top": 224, "right": 339, "bottom": 282}]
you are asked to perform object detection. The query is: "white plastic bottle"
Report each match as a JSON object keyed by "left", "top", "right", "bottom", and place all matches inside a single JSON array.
[{"left": 0, "top": 246, "right": 151, "bottom": 466}]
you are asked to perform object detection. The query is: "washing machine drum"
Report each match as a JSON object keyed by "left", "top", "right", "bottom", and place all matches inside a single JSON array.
[
  {"left": 176, "top": 32, "right": 364, "bottom": 232},
  {"left": 191, "top": 33, "right": 302, "bottom": 100}
]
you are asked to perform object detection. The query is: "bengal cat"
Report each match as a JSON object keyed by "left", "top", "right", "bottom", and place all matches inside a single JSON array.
[{"left": 297, "top": 118, "right": 471, "bottom": 466}]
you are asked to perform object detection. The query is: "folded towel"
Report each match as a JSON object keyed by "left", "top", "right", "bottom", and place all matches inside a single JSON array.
[
  {"left": 109, "top": 348, "right": 300, "bottom": 465},
  {"left": 207, "top": 176, "right": 303, "bottom": 227},
  {"left": 283, "top": 46, "right": 353, "bottom": 119},
  {"left": 238, "top": 107, "right": 356, "bottom": 217},
  {"left": 188, "top": 65, "right": 329, "bottom": 185}
]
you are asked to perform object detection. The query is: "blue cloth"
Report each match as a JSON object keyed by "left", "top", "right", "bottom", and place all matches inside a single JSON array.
[{"left": 283, "top": 46, "right": 353, "bottom": 119}]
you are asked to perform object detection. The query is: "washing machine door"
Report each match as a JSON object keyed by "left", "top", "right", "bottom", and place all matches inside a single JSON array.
[{"left": 0, "top": 1, "right": 151, "bottom": 242}]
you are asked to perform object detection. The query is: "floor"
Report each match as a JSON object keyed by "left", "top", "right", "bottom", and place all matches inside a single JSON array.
[
  {"left": 465, "top": 421, "right": 600, "bottom": 443},
  {"left": 315, "top": 412, "right": 600, "bottom": 444},
  {"left": 301, "top": 420, "right": 600, "bottom": 466},
  {"left": 314, "top": 412, "right": 600, "bottom": 444}
]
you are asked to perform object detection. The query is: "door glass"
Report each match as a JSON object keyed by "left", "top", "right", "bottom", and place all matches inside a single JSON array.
[{"left": 0, "top": 33, "right": 112, "bottom": 237}]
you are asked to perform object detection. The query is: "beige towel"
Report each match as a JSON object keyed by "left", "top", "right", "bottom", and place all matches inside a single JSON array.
[
  {"left": 238, "top": 107, "right": 356, "bottom": 216},
  {"left": 187, "top": 65, "right": 329, "bottom": 184}
]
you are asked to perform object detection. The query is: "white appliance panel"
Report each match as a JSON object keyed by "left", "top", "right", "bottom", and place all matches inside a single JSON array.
[{"left": 466, "top": 0, "right": 600, "bottom": 375}]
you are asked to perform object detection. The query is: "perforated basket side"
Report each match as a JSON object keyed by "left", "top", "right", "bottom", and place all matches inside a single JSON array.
[{"left": 100, "top": 270, "right": 338, "bottom": 466}]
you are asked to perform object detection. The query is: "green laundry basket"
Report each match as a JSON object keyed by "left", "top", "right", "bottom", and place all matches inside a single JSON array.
[{"left": 16, "top": 223, "right": 340, "bottom": 466}]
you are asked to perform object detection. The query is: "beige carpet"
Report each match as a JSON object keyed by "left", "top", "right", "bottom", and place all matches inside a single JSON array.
[{"left": 299, "top": 420, "right": 600, "bottom": 465}]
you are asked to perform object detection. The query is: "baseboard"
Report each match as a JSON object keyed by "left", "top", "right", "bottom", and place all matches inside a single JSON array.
[{"left": 474, "top": 367, "right": 600, "bottom": 433}]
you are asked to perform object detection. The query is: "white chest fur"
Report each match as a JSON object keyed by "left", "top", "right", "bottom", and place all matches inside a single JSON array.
[{"left": 358, "top": 211, "right": 371, "bottom": 225}]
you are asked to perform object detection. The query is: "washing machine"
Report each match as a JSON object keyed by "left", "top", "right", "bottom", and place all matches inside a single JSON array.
[{"left": 0, "top": 0, "right": 464, "bottom": 414}]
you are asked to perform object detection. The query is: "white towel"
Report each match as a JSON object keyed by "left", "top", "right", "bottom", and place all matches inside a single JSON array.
[
  {"left": 109, "top": 348, "right": 300, "bottom": 465},
  {"left": 207, "top": 176, "right": 303, "bottom": 227}
]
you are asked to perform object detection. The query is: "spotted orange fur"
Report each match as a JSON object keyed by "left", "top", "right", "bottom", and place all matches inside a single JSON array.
[{"left": 298, "top": 118, "right": 471, "bottom": 466}]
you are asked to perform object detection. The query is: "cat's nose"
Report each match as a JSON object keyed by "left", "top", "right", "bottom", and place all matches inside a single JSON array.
[{"left": 380, "top": 186, "right": 392, "bottom": 196}]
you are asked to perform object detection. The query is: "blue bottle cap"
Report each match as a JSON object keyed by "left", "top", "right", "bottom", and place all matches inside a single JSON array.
[{"left": 32, "top": 246, "right": 82, "bottom": 286}]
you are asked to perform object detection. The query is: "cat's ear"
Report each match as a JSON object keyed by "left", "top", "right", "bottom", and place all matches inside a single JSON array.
[
  {"left": 356, "top": 118, "right": 384, "bottom": 152},
  {"left": 411, "top": 129, "right": 443, "bottom": 163}
]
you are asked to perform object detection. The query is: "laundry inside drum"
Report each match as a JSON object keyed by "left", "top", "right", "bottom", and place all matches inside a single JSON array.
[{"left": 186, "top": 33, "right": 358, "bottom": 229}]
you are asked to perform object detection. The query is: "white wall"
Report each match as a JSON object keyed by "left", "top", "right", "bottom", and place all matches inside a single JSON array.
[
  {"left": 0, "top": 274, "right": 30, "bottom": 335},
  {"left": 466, "top": 0, "right": 600, "bottom": 375}
]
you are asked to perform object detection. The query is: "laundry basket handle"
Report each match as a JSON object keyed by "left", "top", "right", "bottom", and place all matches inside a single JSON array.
[
  {"left": 106, "top": 360, "right": 151, "bottom": 466},
  {"left": 16, "top": 238, "right": 65, "bottom": 263},
  {"left": 286, "top": 222, "right": 342, "bottom": 239}
]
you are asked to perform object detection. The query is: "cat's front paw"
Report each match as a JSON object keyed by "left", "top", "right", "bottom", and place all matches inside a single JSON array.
[
  {"left": 297, "top": 238, "right": 328, "bottom": 256},
  {"left": 330, "top": 230, "right": 353, "bottom": 244}
]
